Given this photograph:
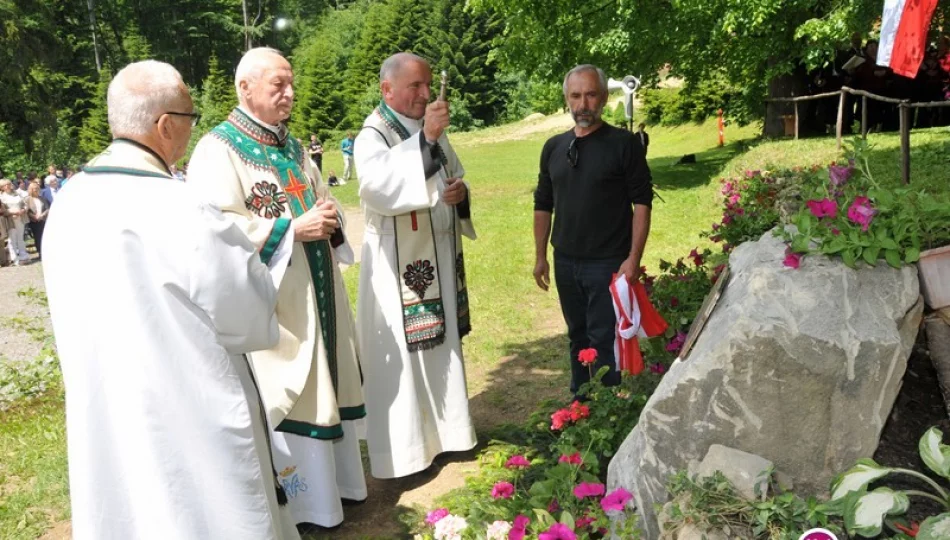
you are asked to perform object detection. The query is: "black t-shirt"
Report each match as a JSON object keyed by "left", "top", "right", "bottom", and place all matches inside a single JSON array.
[
  {"left": 534, "top": 123, "right": 652, "bottom": 260},
  {"left": 309, "top": 141, "right": 323, "bottom": 155}
]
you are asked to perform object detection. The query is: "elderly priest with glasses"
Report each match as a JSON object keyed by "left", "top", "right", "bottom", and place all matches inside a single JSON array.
[
  {"left": 532, "top": 64, "right": 653, "bottom": 399},
  {"left": 43, "top": 60, "right": 300, "bottom": 539}
]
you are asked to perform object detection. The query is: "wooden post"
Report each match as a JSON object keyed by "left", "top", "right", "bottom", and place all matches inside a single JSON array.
[
  {"left": 793, "top": 101, "right": 799, "bottom": 140},
  {"left": 836, "top": 90, "right": 846, "bottom": 150},
  {"left": 861, "top": 95, "right": 868, "bottom": 138},
  {"left": 900, "top": 103, "right": 911, "bottom": 184}
]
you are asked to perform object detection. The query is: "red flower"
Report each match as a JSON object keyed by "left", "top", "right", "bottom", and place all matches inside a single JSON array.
[
  {"left": 847, "top": 196, "right": 876, "bottom": 231},
  {"left": 505, "top": 455, "right": 530, "bottom": 469},
  {"left": 783, "top": 247, "right": 802, "bottom": 269},
  {"left": 569, "top": 401, "right": 590, "bottom": 422},
  {"left": 577, "top": 348, "right": 598, "bottom": 366},
  {"left": 559, "top": 452, "right": 583, "bottom": 465},
  {"left": 649, "top": 363, "right": 667, "bottom": 374},
  {"left": 573, "top": 482, "right": 606, "bottom": 498},
  {"left": 689, "top": 248, "right": 704, "bottom": 267},
  {"left": 551, "top": 408, "right": 572, "bottom": 430},
  {"left": 669, "top": 296, "right": 679, "bottom": 308}
]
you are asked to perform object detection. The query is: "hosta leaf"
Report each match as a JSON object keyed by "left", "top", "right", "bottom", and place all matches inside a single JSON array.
[
  {"left": 831, "top": 459, "right": 892, "bottom": 500},
  {"left": 845, "top": 487, "right": 909, "bottom": 537},
  {"left": 918, "top": 427, "right": 950, "bottom": 480},
  {"left": 917, "top": 512, "right": 950, "bottom": 540}
]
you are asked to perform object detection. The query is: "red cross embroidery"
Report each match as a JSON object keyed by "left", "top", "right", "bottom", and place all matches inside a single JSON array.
[{"left": 284, "top": 169, "right": 310, "bottom": 210}]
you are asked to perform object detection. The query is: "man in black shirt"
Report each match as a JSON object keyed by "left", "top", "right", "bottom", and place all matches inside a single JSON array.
[{"left": 533, "top": 64, "right": 653, "bottom": 397}]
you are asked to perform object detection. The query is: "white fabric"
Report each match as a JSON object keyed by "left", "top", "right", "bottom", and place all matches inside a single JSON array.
[
  {"left": 610, "top": 274, "right": 646, "bottom": 371},
  {"left": 354, "top": 108, "right": 477, "bottom": 479},
  {"left": 44, "top": 161, "right": 299, "bottom": 540},
  {"left": 6, "top": 221, "right": 27, "bottom": 262},
  {"left": 877, "top": 0, "right": 907, "bottom": 67},
  {"left": 271, "top": 420, "right": 367, "bottom": 527}
]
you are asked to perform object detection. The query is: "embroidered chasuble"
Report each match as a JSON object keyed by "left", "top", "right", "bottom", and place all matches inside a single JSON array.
[
  {"left": 189, "top": 109, "right": 364, "bottom": 440},
  {"left": 354, "top": 103, "right": 478, "bottom": 479}
]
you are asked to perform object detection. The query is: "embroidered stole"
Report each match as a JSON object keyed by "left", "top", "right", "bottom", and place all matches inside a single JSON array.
[{"left": 373, "top": 102, "right": 471, "bottom": 351}]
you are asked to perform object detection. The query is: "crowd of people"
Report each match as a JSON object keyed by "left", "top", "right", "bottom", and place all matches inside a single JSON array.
[
  {"left": 0, "top": 166, "right": 73, "bottom": 266},
  {"left": 802, "top": 34, "right": 950, "bottom": 135}
]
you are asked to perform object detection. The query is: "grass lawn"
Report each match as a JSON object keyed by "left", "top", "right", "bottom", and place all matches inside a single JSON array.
[{"left": 8, "top": 114, "right": 945, "bottom": 538}]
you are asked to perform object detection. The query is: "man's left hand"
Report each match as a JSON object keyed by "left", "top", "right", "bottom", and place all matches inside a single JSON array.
[
  {"left": 618, "top": 256, "right": 642, "bottom": 283},
  {"left": 442, "top": 177, "right": 467, "bottom": 206}
]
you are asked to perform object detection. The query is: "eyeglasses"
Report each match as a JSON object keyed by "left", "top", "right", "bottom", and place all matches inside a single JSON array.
[
  {"left": 566, "top": 138, "right": 579, "bottom": 168},
  {"left": 156, "top": 111, "right": 201, "bottom": 127}
]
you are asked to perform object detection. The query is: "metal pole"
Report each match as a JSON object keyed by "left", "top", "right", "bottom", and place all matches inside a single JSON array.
[
  {"left": 900, "top": 103, "right": 911, "bottom": 184},
  {"left": 836, "top": 90, "right": 845, "bottom": 150},
  {"left": 861, "top": 95, "right": 868, "bottom": 138}
]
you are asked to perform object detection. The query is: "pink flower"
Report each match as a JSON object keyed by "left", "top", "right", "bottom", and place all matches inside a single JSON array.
[
  {"left": 723, "top": 243, "right": 734, "bottom": 253},
  {"left": 551, "top": 408, "right": 572, "bottom": 431},
  {"left": 721, "top": 182, "right": 734, "bottom": 195},
  {"left": 721, "top": 214, "right": 733, "bottom": 225},
  {"left": 577, "top": 348, "right": 598, "bottom": 366},
  {"left": 744, "top": 169, "right": 760, "bottom": 178},
  {"left": 783, "top": 247, "right": 802, "bottom": 269},
  {"left": 710, "top": 234, "right": 722, "bottom": 242},
  {"left": 426, "top": 508, "right": 450, "bottom": 525},
  {"left": 547, "top": 499, "right": 560, "bottom": 513},
  {"left": 650, "top": 363, "right": 667, "bottom": 374},
  {"left": 665, "top": 331, "right": 687, "bottom": 354},
  {"left": 728, "top": 193, "right": 741, "bottom": 206},
  {"left": 559, "top": 452, "right": 583, "bottom": 465},
  {"left": 601, "top": 487, "right": 634, "bottom": 512},
  {"left": 505, "top": 455, "right": 530, "bottom": 469},
  {"left": 492, "top": 481, "right": 515, "bottom": 499},
  {"left": 831, "top": 227, "right": 841, "bottom": 236},
  {"left": 509, "top": 515, "right": 529, "bottom": 540},
  {"left": 806, "top": 198, "right": 838, "bottom": 218},
  {"left": 539, "top": 523, "right": 577, "bottom": 540},
  {"left": 669, "top": 296, "right": 679, "bottom": 308},
  {"left": 573, "top": 482, "right": 606, "bottom": 499},
  {"left": 847, "top": 196, "right": 876, "bottom": 231},
  {"left": 689, "top": 248, "right": 704, "bottom": 267},
  {"left": 711, "top": 222, "right": 720, "bottom": 231},
  {"left": 829, "top": 164, "right": 854, "bottom": 186}
]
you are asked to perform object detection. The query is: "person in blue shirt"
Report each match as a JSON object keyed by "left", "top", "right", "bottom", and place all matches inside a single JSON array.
[{"left": 340, "top": 132, "right": 354, "bottom": 185}]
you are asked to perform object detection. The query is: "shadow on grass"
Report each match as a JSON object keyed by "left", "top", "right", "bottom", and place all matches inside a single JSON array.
[{"left": 651, "top": 139, "right": 756, "bottom": 191}]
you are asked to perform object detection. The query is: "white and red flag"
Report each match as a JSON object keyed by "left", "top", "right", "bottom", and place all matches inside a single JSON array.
[{"left": 878, "top": 0, "right": 939, "bottom": 78}]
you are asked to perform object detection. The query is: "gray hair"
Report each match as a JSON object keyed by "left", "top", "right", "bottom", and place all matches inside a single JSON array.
[
  {"left": 0, "top": 179, "right": 11, "bottom": 190},
  {"left": 379, "top": 52, "right": 429, "bottom": 83},
  {"left": 235, "top": 47, "right": 286, "bottom": 97},
  {"left": 562, "top": 64, "right": 608, "bottom": 96},
  {"left": 108, "top": 61, "right": 187, "bottom": 138}
]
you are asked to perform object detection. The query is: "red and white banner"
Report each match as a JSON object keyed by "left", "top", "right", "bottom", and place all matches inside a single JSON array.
[
  {"left": 609, "top": 274, "right": 668, "bottom": 375},
  {"left": 878, "top": 0, "right": 939, "bottom": 78}
]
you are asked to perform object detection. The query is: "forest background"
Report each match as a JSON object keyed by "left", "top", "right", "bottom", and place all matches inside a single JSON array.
[{"left": 1, "top": 0, "right": 948, "bottom": 172}]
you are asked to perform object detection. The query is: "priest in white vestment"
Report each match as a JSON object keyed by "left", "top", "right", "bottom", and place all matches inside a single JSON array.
[
  {"left": 354, "top": 53, "right": 477, "bottom": 479},
  {"left": 188, "top": 48, "right": 366, "bottom": 529},
  {"left": 43, "top": 61, "right": 299, "bottom": 540}
]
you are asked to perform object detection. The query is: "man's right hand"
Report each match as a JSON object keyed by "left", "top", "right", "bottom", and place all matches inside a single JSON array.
[
  {"left": 533, "top": 258, "right": 550, "bottom": 291},
  {"left": 423, "top": 101, "right": 450, "bottom": 143},
  {"left": 293, "top": 200, "right": 338, "bottom": 242}
]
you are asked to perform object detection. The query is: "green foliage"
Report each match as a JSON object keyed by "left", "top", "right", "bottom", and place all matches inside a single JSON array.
[
  {"left": 78, "top": 70, "right": 113, "bottom": 160},
  {"left": 197, "top": 54, "right": 235, "bottom": 133},
  {"left": 664, "top": 470, "right": 844, "bottom": 539},
  {"left": 830, "top": 426, "right": 950, "bottom": 538},
  {"left": 703, "top": 169, "right": 785, "bottom": 249},
  {"left": 782, "top": 138, "right": 950, "bottom": 269},
  {"left": 641, "top": 75, "right": 741, "bottom": 126}
]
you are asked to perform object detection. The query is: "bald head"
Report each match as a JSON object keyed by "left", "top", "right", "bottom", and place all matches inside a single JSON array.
[
  {"left": 107, "top": 61, "right": 190, "bottom": 139},
  {"left": 379, "top": 52, "right": 429, "bottom": 83},
  {"left": 236, "top": 47, "right": 294, "bottom": 125}
]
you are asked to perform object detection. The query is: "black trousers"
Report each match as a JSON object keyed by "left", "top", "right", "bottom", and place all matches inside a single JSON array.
[
  {"left": 554, "top": 252, "right": 623, "bottom": 396},
  {"left": 28, "top": 220, "right": 45, "bottom": 258}
]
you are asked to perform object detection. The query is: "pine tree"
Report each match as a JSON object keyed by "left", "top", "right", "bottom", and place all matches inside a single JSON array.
[
  {"left": 197, "top": 53, "right": 235, "bottom": 132},
  {"left": 78, "top": 70, "right": 113, "bottom": 160}
]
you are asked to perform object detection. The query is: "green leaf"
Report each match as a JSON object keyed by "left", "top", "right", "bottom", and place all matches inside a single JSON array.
[
  {"left": 533, "top": 509, "right": 556, "bottom": 527},
  {"left": 862, "top": 246, "right": 881, "bottom": 266},
  {"left": 831, "top": 459, "right": 892, "bottom": 500},
  {"left": 885, "top": 249, "right": 902, "bottom": 268},
  {"left": 918, "top": 427, "right": 950, "bottom": 480},
  {"left": 844, "top": 487, "right": 909, "bottom": 537},
  {"left": 559, "top": 511, "right": 575, "bottom": 529},
  {"left": 917, "top": 512, "right": 950, "bottom": 540},
  {"left": 842, "top": 248, "right": 858, "bottom": 268},
  {"left": 904, "top": 247, "right": 921, "bottom": 264},
  {"left": 880, "top": 238, "right": 899, "bottom": 250}
]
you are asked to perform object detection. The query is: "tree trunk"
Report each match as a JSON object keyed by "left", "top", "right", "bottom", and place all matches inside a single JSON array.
[{"left": 764, "top": 63, "right": 808, "bottom": 138}]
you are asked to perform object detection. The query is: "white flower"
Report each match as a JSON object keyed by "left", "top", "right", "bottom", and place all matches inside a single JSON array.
[
  {"left": 433, "top": 514, "right": 468, "bottom": 540},
  {"left": 486, "top": 520, "right": 512, "bottom": 540}
]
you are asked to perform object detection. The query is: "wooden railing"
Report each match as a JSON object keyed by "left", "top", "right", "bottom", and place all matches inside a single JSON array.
[{"left": 766, "top": 86, "right": 950, "bottom": 184}]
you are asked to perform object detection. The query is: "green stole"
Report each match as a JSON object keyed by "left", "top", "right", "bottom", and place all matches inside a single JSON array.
[{"left": 375, "top": 101, "right": 471, "bottom": 351}]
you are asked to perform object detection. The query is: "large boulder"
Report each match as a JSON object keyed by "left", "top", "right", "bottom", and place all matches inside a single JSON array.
[{"left": 608, "top": 229, "right": 923, "bottom": 539}]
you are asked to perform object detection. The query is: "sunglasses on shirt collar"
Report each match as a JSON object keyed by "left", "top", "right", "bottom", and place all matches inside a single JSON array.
[{"left": 566, "top": 138, "right": 579, "bottom": 168}]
